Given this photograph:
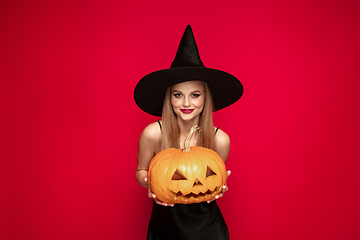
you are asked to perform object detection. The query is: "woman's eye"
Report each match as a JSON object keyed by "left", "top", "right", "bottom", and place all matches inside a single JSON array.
[
  {"left": 173, "top": 93, "right": 182, "bottom": 98},
  {"left": 191, "top": 94, "right": 201, "bottom": 98}
]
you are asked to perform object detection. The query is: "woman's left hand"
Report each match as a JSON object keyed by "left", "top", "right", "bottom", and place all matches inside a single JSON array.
[
  {"left": 207, "top": 170, "right": 231, "bottom": 203},
  {"left": 145, "top": 177, "right": 175, "bottom": 207}
]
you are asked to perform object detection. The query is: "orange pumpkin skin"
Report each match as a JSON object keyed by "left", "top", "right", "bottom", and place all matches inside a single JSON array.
[{"left": 148, "top": 146, "right": 227, "bottom": 204}]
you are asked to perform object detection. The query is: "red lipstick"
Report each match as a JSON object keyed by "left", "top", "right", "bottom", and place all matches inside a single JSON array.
[{"left": 180, "top": 109, "right": 194, "bottom": 114}]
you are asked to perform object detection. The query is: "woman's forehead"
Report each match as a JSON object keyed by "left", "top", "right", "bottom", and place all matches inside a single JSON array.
[{"left": 171, "top": 81, "right": 204, "bottom": 91}]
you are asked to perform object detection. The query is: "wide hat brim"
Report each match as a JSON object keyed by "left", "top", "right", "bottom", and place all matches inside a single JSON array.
[{"left": 134, "top": 66, "right": 243, "bottom": 117}]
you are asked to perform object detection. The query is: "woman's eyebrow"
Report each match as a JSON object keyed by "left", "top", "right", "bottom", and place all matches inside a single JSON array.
[{"left": 172, "top": 90, "right": 202, "bottom": 93}]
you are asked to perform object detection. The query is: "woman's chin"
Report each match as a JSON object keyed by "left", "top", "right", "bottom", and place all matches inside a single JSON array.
[{"left": 178, "top": 114, "right": 200, "bottom": 122}]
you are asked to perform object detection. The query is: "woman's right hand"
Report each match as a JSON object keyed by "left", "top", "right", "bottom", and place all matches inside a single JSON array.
[{"left": 145, "top": 177, "right": 174, "bottom": 207}]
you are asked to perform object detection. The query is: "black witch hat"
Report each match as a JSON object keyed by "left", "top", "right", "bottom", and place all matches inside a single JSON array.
[{"left": 134, "top": 25, "right": 243, "bottom": 117}]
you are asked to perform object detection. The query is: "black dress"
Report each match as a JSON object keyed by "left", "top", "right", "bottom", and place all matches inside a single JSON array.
[
  {"left": 147, "top": 200, "right": 229, "bottom": 240},
  {"left": 147, "top": 121, "right": 229, "bottom": 240}
]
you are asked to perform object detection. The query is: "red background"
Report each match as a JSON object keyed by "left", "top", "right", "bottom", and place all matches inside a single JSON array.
[{"left": 1, "top": 0, "right": 359, "bottom": 239}]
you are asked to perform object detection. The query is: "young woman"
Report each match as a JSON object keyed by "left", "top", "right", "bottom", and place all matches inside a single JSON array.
[{"left": 134, "top": 25, "right": 243, "bottom": 240}]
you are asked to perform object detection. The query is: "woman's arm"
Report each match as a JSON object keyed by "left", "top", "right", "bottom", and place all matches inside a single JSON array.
[
  {"left": 136, "top": 122, "right": 161, "bottom": 188},
  {"left": 213, "top": 128, "right": 231, "bottom": 163},
  {"left": 208, "top": 128, "right": 231, "bottom": 203}
]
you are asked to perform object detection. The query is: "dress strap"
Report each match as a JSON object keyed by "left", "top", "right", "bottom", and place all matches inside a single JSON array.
[
  {"left": 157, "top": 120, "right": 162, "bottom": 131},
  {"left": 214, "top": 127, "right": 219, "bottom": 136}
]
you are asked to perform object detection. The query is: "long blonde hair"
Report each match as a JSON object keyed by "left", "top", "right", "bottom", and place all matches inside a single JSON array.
[{"left": 159, "top": 81, "right": 215, "bottom": 151}]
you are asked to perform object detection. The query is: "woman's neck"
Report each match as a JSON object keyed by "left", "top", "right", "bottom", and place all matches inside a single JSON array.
[{"left": 177, "top": 116, "right": 200, "bottom": 138}]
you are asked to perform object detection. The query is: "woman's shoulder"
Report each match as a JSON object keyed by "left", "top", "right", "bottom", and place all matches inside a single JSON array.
[
  {"left": 214, "top": 127, "right": 230, "bottom": 142},
  {"left": 214, "top": 127, "right": 230, "bottom": 149},
  {"left": 140, "top": 121, "right": 162, "bottom": 141},
  {"left": 213, "top": 127, "right": 231, "bottom": 163}
]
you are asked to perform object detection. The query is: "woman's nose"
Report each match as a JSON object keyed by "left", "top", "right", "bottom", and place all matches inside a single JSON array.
[{"left": 183, "top": 97, "right": 190, "bottom": 107}]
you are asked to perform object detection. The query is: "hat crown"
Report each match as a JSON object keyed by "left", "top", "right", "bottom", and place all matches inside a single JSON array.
[
  {"left": 171, "top": 25, "right": 204, "bottom": 68},
  {"left": 134, "top": 25, "right": 243, "bottom": 117}
]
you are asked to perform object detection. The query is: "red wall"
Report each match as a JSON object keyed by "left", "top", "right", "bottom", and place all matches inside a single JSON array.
[{"left": 1, "top": 0, "right": 359, "bottom": 239}]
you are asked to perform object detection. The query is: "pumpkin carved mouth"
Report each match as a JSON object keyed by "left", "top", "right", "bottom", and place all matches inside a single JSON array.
[{"left": 169, "top": 186, "right": 221, "bottom": 201}]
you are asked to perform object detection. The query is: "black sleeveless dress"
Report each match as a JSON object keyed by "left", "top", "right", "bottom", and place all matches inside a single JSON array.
[
  {"left": 147, "top": 121, "right": 229, "bottom": 240},
  {"left": 147, "top": 201, "right": 229, "bottom": 240}
]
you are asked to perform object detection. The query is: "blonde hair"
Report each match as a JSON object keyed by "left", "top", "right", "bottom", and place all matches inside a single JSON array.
[{"left": 159, "top": 81, "right": 215, "bottom": 151}]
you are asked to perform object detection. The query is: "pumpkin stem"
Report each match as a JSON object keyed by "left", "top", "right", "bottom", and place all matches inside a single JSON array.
[{"left": 183, "top": 125, "right": 200, "bottom": 152}]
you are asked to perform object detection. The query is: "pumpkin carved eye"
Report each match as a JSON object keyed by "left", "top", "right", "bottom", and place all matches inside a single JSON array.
[
  {"left": 171, "top": 169, "right": 188, "bottom": 180},
  {"left": 206, "top": 166, "right": 217, "bottom": 178}
]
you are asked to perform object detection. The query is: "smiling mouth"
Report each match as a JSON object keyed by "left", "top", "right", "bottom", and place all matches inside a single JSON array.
[
  {"left": 169, "top": 186, "right": 221, "bottom": 201},
  {"left": 180, "top": 109, "right": 194, "bottom": 114}
]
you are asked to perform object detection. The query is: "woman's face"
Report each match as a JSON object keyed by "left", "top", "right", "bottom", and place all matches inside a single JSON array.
[{"left": 171, "top": 81, "right": 205, "bottom": 122}]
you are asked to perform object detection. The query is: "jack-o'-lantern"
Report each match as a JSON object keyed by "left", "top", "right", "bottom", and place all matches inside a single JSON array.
[{"left": 148, "top": 126, "right": 227, "bottom": 204}]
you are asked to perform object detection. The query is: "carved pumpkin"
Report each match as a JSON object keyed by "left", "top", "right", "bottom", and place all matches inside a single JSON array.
[{"left": 148, "top": 126, "right": 227, "bottom": 204}]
